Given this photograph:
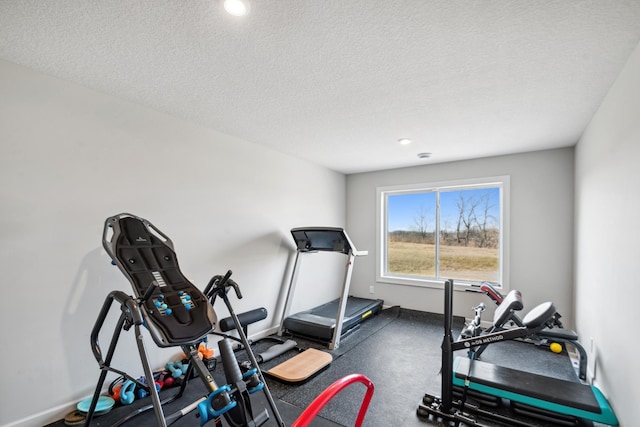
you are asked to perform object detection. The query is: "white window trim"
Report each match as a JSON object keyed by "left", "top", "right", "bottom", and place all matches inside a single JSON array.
[{"left": 376, "top": 175, "right": 510, "bottom": 291}]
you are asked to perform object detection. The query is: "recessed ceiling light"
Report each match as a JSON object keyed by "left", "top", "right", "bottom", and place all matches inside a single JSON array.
[
  {"left": 398, "top": 138, "right": 412, "bottom": 145},
  {"left": 224, "top": 0, "right": 250, "bottom": 16},
  {"left": 417, "top": 152, "right": 432, "bottom": 159}
]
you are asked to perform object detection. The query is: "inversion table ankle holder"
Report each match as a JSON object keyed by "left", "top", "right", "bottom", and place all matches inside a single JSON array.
[{"left": 85, "top": 213, "right": 282, "bottom": 427}]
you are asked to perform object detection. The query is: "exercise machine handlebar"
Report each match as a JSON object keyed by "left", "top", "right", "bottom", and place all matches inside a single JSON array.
[
  {"left": 460, "top": 303, "right": 485, "bottom": 339},
  {"left": 204, "top": 270, "right": 243, "bottom": 301},
  {"left": 91, "top": 290, "right": 143, "bottom": 366},
  {"left": 291, "top": 374, "right": 374, "bottom": 427}
]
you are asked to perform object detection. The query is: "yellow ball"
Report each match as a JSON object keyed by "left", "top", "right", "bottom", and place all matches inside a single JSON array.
[{"left": 550, "top": 342, "right": 563, "bottom": 354}]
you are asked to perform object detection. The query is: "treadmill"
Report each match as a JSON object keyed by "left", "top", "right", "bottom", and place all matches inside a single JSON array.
[{"left": 278, "top": 227, "right": 383, "bottom": 350}]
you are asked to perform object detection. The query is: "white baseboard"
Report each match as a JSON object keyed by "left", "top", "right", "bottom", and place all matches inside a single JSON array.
[{"left": 4, "top": 398, "right": 82, "bottom": 427}]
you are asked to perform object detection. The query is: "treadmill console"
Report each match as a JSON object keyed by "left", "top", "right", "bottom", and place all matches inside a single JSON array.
[{"left": 291, "top": 227, "right": 351, "bottom": 254}]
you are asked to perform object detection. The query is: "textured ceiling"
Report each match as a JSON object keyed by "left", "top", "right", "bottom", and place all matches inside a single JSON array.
[{"left": 1, "top": 1, "right": 640, "bottom": 174}]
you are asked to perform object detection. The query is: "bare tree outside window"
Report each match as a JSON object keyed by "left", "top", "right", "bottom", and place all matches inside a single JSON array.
[{"left": 413, "top": 205, "right": 433, "bottom": 241}]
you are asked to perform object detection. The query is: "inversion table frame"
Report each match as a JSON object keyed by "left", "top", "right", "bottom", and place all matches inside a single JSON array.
[{"left": 85, "top": 213, "right": 281, "bottom": 427}]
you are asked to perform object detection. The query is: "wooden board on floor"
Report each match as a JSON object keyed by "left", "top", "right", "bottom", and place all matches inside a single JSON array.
[{"left": 267, "top": 348, "right": 333, "bottom": 383}]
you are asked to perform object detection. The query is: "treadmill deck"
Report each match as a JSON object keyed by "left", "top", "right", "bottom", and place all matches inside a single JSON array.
[{"left": 283, "top": 296, "right": 383, "bottom": 342}]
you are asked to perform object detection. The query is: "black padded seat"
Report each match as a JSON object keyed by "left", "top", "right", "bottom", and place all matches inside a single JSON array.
[
  {"left": 105, "top": 214, "right": 216, "bottom": 347},
  {"left": 491, "top": 289, "right": 523, "bottom": 326},
  {"left": 522, "top": 301, "right": 556, "bottom": 329}
]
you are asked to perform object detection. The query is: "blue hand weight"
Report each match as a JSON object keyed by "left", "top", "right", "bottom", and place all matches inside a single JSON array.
[
  {"left": 165, "top": 361, "right": 182, "bottom": 378},
  {"left": 120, "top": 380, "right": 136, "bottom": 405}
]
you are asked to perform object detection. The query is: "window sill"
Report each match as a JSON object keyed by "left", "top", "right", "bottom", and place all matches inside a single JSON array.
[{"left": 376, "top": 275, "right": 505, "bottom": 292}]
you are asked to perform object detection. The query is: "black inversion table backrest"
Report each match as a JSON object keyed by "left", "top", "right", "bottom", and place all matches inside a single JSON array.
[{"left": 104, "top": 214, "right": 216, "bottom": 347}]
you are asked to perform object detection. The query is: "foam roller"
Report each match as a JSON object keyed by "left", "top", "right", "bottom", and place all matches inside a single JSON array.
[{"left": 258, "top": 339, "right": 297, "bottom": 363}]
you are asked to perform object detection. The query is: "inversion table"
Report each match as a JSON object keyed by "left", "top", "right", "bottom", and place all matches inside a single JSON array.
[{"left": 85, "top": 213, "right": 281, "bottom": 427}]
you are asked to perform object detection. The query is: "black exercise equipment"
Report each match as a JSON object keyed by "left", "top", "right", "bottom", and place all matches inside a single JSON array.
[
  {"left": 217, "top": 308, "right": 299, "bottom": 366},
  {"left": 466, "top": 282, "right": 588, "bottom": 380},
  {"left": 219, "top": 308, "right": 333, "bottom": 384},
  {"left": 217, "top": 305, "right": 331, "bottom": 385},
  {"left": 417, "top": 279, "right": 618, "bottom": 426},
  {"left": 278, "top": 227, "right": 383, "bottom": 350},
  {"left": 85, "top": 213, "right": 282, "bottom": 427},
  {"left": 469, "top": 281, "right": 564, "bottom": 328}
]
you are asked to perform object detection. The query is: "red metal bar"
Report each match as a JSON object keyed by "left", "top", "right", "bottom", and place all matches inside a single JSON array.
[
  {"left": 480, "top": 283, "right": 503, "bottom": 304},
  {"left": 291, "top": 373, "right": 374, "bottom": 427}
]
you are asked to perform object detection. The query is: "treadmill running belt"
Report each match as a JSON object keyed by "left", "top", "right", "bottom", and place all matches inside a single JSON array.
[{"left": 283, "top": 296, "right": 383, "bottom": 342}]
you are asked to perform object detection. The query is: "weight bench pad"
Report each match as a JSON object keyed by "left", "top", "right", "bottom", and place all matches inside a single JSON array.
[{"left": 492, "top": 290, "right": 523, "bottom": 327}]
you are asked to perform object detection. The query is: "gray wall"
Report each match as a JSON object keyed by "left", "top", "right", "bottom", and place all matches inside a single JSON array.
[
  {"left": 346, "top": 148, "right": 575, "bottom": 323},
  {"left": 0, "top": 60, "right": 347, "bottom": 426},
  {"left": 574, "top": 41, "right": 640, "bottom": 426}
]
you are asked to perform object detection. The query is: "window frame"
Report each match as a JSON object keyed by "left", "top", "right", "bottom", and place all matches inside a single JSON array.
[{"left": 376, "top": 175, "right": 510, "bottom": 290}]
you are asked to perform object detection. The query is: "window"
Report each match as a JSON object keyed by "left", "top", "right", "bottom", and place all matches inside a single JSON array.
[{"left": 376, "top": 176, "right": 509, "bottom": 289}]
